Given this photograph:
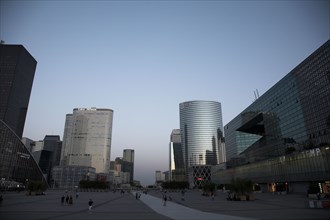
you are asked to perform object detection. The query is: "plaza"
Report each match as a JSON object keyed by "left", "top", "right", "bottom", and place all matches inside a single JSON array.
[{"left": 0, "top": 189, "right": 329, "bottom": 220}]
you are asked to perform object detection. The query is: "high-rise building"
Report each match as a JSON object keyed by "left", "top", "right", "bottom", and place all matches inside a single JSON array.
[
  {"left": 212, "top": 39, "right": 330, "bottom": 193},
  {"left": 179, "top": 100, "right": 224, "bottom": 187},
  {"left": 122, "top": 149, "right": 134, "bottom": 183},
  {"left": 61, "top": 107, "right": 113, "bottom": 174},
  {"left": 0, "top": 44, "right": 37, "bottom": 138},
  {"left": 169, "top": 129, "right": 185, "bottom": 181},
  {"left": 0, "top": 44, "right": 46, "bottom": 188}
]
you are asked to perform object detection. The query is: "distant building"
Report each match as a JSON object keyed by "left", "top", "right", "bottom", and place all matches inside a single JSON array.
[
  {"left": 114, "top": 157, "right": 123, "bottom": 172},
  {"left": 31, "top": 135, "right": 62, "bottom": 184},
  {"left": 60, "top": 107, "right": 114, "bottom": 174},
  {"left": 122, "top": 149, "right": 134, "bottom": 183},
  {"left": 212, "top": 39, "right": 330, "bottom": 193},
  {"left": 0, "top": 44, "right": 37, "bottom": 138},
  {"left": 169, "top": 129, "right": 185, "bottom": 181},
  {"left": 21, "top": 137, "right": 34, "bottom": 152},
  {"left": 179, "top": 100, "right": 224, "bottom": 187},
  {"left": 155, "top": 170, "right": 165, "bottom": 184}
]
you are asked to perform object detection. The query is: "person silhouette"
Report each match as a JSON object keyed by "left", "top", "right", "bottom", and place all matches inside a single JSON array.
[
  {"left": 88, "top": 198, "right": 94, "bottom": 212},
  {"left": 61, "top": 195, "right": 65, "bottom": 205}
]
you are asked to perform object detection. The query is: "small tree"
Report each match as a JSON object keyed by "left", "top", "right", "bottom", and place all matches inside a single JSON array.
[
  {"left": 230, "top": 178, "right": 253, "bottom": 196},
  {"left": 27, "top": 180, "right": 47, "bottom": 195},
  {"left": 202, "top": 182, "right": 216, "bottom": 196}
]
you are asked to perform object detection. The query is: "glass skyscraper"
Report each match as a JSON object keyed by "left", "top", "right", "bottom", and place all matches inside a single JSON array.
[
  {"left": 179, "top": 100, "right": 224, "bottom": 187},
  {"left": 0, "top": 44, "right": 46, "bottom": 188},
  {"left": 0, "top": 44, "right": 37, "bottom": 138}
]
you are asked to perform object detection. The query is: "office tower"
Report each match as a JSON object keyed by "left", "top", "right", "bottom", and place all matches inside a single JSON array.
[
  {"left": 179, "top": 100, "right": 224, "bottom": 187},
  {"left": 0, "top": 44, "right": 45, "bottom": 188},
  {"left": 0, "top": 44, "right": 37, "bottom": 138},
  {"left": 61, "top": 107, "right": 113, "bottom": 173},
  {"left": 122, "top": 149, "right": 134, "bottom": 183},
  {"left": 213, "top": 39, "right": 330, "bottom": 193},
  {"left": 169, "top": 129, "right": 185, "bottom": 181}
]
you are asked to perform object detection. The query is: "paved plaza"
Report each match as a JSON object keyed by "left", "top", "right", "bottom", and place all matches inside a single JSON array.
[{"left": 0, "top": 189, "right": 329, "bottom": 220}]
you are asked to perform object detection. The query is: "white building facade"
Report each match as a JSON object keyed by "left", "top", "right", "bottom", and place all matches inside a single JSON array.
[{"left": 61, "top": 107, "right": 114, "bottom": 174}]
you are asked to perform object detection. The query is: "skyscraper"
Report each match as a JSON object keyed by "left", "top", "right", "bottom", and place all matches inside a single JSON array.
[
  {"left": 0, "top": 44, "right": 37, "bottom": 138},
  {"left": 0, "top": 44, "right": 45, "bottom": 186},
  {"left": 179, "top": 100, "right": 224, "bottom": 187},
  {"left": 169, "top": 129, "right": 185, "bottom": 181},
  {"left": 61, "top": 107, "right": 114, "bottom": 173},
  {"left": 123, "top": 149, "right": 134, "bottom": 183}
]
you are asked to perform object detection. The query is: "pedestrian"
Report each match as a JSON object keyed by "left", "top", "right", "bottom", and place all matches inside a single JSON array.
[
  {"left": 69, "top": 195, "right": 73, "bottom": 205},
  {"left": 61, "top": 195, "right": 65, "bottom": 205},
  {"left": 76, "top": 192, "right": 79, "bottom": 199},
  {"left": 88, "top": 199, "right": 94, "bottom": 211},
  {"left": 163, "top": 192, "right": 167, "bottom": 206},
  {"left": 65, "top": 195, "right": 69, "bottom": 204},
  {"left": 181, "top": 189, "right": 185, "bottom": 201}
]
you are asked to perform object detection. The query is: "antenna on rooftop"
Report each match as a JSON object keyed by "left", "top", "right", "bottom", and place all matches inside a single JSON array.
[{"left": 253, "top": 89, "right": 260, "bottom": 102}]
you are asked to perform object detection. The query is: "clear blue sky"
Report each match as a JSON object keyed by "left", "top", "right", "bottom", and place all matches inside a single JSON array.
[{"left": 1, "top": 0, "right": 329, "bottom": 186}]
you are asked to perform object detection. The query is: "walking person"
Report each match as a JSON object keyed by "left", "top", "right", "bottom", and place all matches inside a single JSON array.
[
  {"left": 69, "top": 195, "right": 73, "bottom": 205},
  {"left": 88, "top": 198, "right": 94, "bottom": 213},
  {"left": 65, "top": 195, "right": 69, "bottom": 205},
  {"left": 61, "top": 195, "right": 65, "bottom": 205},
  {"left": 181, "top": 189, "right": 186, "bottom": 201},
  {"left": 162, "top": 191, "right": 167, "bottom": 206}
]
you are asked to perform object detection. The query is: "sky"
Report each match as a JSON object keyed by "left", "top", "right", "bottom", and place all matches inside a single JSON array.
[{"left": 0, "top": 0, "right": 329, "bottom": 186}]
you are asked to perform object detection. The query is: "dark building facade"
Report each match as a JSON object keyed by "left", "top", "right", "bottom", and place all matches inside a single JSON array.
[
  {"left": 0, "top": 120, "right": 47, "bottom": 190},
  {"left": 0, "top": 44, "right": 46, "bottom": 190},
  {"left": 212, "top": 39, "right": 330, "bottom": 193},
  {"left": 122, "top": 149, "right": 134, "bottom": 183},
  {"left": 32, "top": 135, "right": 62, "bottom": 184},
  {"left": 0, "top": 44, "right": 37, "bottom": 138}
]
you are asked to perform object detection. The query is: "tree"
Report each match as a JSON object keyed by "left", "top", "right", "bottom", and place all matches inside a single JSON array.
[
  {"left": 230, "top": 178, "right": 253, "bottom": 196},
  {"left": 27, "top": 180, "right": 47, "bottom": 195},
  {"left": 202, "top": 182, "right": 216, "bottom": 196}
]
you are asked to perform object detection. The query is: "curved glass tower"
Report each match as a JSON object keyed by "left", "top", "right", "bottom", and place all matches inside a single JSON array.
[{"left": 179, "top": 100, "right": 223, "bottom": 187}]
